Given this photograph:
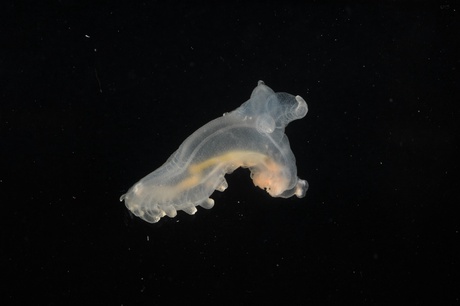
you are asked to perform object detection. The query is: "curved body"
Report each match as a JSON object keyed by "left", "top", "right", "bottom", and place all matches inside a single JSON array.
[{"left": 120, "top": 81, "right": 308, "bottom": 223}]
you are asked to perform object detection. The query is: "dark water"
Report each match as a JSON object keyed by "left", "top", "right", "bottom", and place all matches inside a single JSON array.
[{"left": 2, "top": 2, "right": 457, "bottom": 304}]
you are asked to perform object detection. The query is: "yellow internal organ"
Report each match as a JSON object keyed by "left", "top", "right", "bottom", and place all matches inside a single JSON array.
[{"left": 176, "top": 150, "right": 281, "bottom": 192}]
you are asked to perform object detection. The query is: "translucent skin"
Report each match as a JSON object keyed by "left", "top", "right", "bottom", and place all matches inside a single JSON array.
[{"left": 121, "top": 81, "right": 308, "bottom": 223}]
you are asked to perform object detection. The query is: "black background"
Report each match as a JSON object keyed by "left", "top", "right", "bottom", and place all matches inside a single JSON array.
[{"left": 2, "top": 1, "right": 458, "bottom": 305}]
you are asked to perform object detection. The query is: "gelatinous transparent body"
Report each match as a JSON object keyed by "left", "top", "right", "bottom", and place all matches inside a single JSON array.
[{"left": 120, "top": 81, "right": 308, "bottom": 223}]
